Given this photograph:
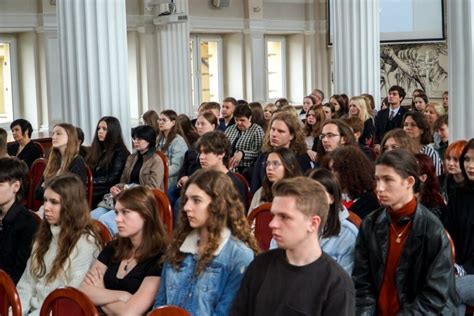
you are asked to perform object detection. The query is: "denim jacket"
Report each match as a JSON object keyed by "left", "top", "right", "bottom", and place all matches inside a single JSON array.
[{"left": 154, "top": 228, "right": 254, "bottom": 316}]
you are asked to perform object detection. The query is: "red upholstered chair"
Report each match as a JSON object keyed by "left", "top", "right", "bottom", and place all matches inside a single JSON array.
[
  {"left": 85, "top": 165, "right": 94, "bottom": 208},
  {"left": 148, "top": 305, "right": 191, "bottom": 316},
  {"left": 0, "top": 270, "right": 22, "bottom": 316},
  {"left": 93, "top": 220, "right": 113, "bottom": 244},
  {"left": 27, "top": 158, "right": 47, "bottom": 212},
  {"left": 39, "top": 287, "right": 99, "bottom": 316},
  {"left": 247, "top": 203, "right": 273, "bottom": 251},
  {"left": 152, "top": 189, "right": 173, "bottom": 234},
  {"left": 155, "top": 150, "right": 169, "bottom": 192},
  {"left": 347, "top": 211, "right": 362, "bottom": 229}
]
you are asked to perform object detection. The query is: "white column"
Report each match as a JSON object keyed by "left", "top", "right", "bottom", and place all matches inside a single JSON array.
[
  {"left": 244, "top": 29, "right": 266, "bottom": 102},
  {"left": 448, "top": 0, "right": 474, "bottom": 141},
  {"left": 332, "top": 0, "right": 380, "bottom": 103},
  {"left": 56, "top": 0, "right": 131, "bottom": 145},
  {"left": 152, "top": 0, "right": 193, "bottom": 116}
]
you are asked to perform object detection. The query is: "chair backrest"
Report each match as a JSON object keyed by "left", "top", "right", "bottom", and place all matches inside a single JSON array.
[
  {"left": 247, "top": 203, "right": 273, "bottom": 251},
  {"left": 27, "top": 158, "right": 48, "bottom": 212},
  {"left": 29, "top": 209, "right": 42, "bottom": 225},
  {"left": 0, "top": 270, "right": 22, "bottom": 316},
  {"left": 93, "top": 220, "right": 113, "bottom": 244},
  {"left": 155, "top": 150, "right": 169, "bottom": 192},
  {"left": 40, "top": 287, "right": 99, "bottom": 316},
  {"left": 149, "top": 305, "right": 191, "bottom": 316},
  {"left": 85, "top": 165, "right": 94, "bottom": 208},
  {"left": 231, "top": 172, "right": 252, "bottom": 211},
  {"left": 33, "top": 141, "right": 45, "bottom": 158},
  {"left": 347, "top": 211, "right": 362, "bottom": 229},
  {"left": 152, "top": 189, "right": 173, "bottom": 234}
]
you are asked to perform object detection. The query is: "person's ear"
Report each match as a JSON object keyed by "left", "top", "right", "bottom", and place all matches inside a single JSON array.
[
  {"left": 309, "top": 215, "right": 321, "bottom": 234},
  {"left": 406, "top": 175, "right": 416, "bottom": 188}
]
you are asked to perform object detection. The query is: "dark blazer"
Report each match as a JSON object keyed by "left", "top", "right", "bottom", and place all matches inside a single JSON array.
[
  {"left": 91, "top": 147, "right": 130, "bottom": 208},
  {"left": 353, "top": 203, "right": 458, "bottom": 315},
  {"left": 218, "top": 117, "right": 235, "bottom": 132},
  {"left": 7, "top": 141, "right": 42, "bottom": 168},
  {"left": 374, "top": 106, "right": 409, "bottom": 144},
  {"left": 0, "top": 202, "right": 38, "bottom": 284}
]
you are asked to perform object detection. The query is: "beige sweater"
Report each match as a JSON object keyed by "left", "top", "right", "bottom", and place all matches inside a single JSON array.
[{"left": 16, "top": 225, "right": 100, "bottom": 316}]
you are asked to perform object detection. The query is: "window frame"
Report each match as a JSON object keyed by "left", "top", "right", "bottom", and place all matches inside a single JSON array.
[
  {"left": 0, "top": 34, "right": 20, "bottom": 129},
  {"left": 265, "top": 35, "right": 287, "bottom": 102}
]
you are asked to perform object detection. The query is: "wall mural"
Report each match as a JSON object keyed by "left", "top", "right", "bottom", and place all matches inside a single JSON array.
[{"left": 380, "top": 43, "right": 448, "bottom": 98}]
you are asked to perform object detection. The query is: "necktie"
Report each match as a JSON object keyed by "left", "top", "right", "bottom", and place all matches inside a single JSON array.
[{"left": 389, "top": 110, "right": 395, "bottom": 120}]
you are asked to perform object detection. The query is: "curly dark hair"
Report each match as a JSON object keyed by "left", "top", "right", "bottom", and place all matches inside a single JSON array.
[
  {"left": 325, "top": 145, "right": 375, "bottom": 199},
  {"left": 166, "top": 169, "right": 259, "bottom": 274},
  {"left": 402, "top": 111, "right": 432, "bottom": 145}
]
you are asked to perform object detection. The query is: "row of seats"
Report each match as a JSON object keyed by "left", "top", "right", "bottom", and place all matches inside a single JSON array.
[{"left": 0, "top": 270, "right": 190, "bottom": 316}]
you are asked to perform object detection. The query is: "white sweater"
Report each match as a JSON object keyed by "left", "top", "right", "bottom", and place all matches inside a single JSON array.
[{"left": 16, "top": 225, "right": 100, "bottom": 316}]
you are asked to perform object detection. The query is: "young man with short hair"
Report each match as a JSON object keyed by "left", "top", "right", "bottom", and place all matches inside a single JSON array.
[
  {"left": 0, "top": 157, "right": 38, "bottom": 283},
  {"left": 353, "top": 149, "right": 458, "bottom": 314},
  {"left": 218, "top": 97, "right": 237, "bottom": 131},
  {"left": 231, "top": 177, "right": 355, "bottom": 316},
  {"left": 433, "top": 114, "right": 449, "bottom": 159}
]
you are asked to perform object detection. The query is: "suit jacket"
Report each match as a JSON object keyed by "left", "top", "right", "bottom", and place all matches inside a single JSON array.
[{"left": 374, "top": 106, "right": 409, "bottom": 144}]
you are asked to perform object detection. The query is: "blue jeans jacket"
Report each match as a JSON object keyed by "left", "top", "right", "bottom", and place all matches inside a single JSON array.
[{"left": 154, "top": 229, "right": 254, "bottom": 315}]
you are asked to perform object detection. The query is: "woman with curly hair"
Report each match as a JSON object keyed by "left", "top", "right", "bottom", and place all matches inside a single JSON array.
[
  {"left": 414, "top": 153, "right": 446, "bottom": 219},
  {"left": 17, "top": 174, "right": 102, "bottom": 315},
  {"left": 80, "top": 187, "right": 168, "bottom": 315},
  {"left": 304, "top": 105, "right": 326, "bottom": 161},
  {"left": 325, "top": 145, "right": 380, "bottom": 219},
  {"left": 86, "top": 116, "right": 130, "bottom": 208},
  {"left": 157, "top": 110, "right": 189, "bottom": 188},
  {"left": 249, "top": 147, "right": 302, "bottom": 212},
  {"left": 251, "top": 111, "right": 310, "bottom": 193},
  {"left": 154, "top": 169, "right": 258, "bottom": 315}
]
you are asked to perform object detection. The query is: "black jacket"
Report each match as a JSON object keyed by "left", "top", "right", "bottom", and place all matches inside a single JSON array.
[
  {"left": 374, "top": 106, "right": 409, "bottom": 144},
  {"left": 7, "top": 141, "right": 42, "bottom": 168},
  {"left": 0, "top": 202, "right": 38, "bottom": 284},
  {"left": 91, "top": 147, "right": 130, "bottom": 208},
  {"left": 444, "top": 184, "right": 474, "bottom": 273},
  {"left": 353, "top": 203, "right": 458, "bottom": 315}
]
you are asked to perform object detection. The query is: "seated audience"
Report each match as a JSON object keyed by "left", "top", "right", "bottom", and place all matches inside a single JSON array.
[
  {"left": 157, "top": 110, "right": 188, "bottom": 188},
  {"left": 299, "top": 95, "right": 317, "bottom": 121},
  {"left": 142, "top": 110, "right": 160, "bottom": 135},
  {"left": 75, "top": 127, "right": 88, "bottom": 158},
  {"left": 0, "top": 128, "right": 8, "bottom": 158},
  {"left": 7, "top": 119, "right": 42, "bottom": 168},
  {"left": 178, "top": 114, "right": 199, "bottom": 147},
  {"left": 0, "top": 158, "right": 38, "bottom": 283},
  {"left": 225, "top": 104, "right": 264, "bottom": 174},
  {"left": 325, "top": 146, "right": 379, "bottom": 219},
  {"left": 200, "top": 101, "right": 221, "bottom": 122},
  {"left": 248, "top": 102, "right": 265, "bottom": 128},
  {"left": 91, "top": 125, "right": 164, "bottom": 235},
  {"left": 17, "top": 174, "right": 102, "bottom": 315},
  {"left": 411, "top": 93, "right": 428, "bottom": 112},
  {"left": 232, "top": 177, "right": 355, "bottom": 316},
  {"left": 304, "top": 105, "right": 325, "bottom": 162},
  {"left": 439, "top": 140, "right": 467, "bottom": 202},
  {"left": 353, "top": 149, "right": 458, "bottom": 314},
  {"left": 424, "top": 102, "right": 446, "bottom": 128},
  {"left": 249, "top": 147, "right": 302, "bottom": 212},
  {"left": 444, "top": 139, "right": 474, "bottom": 310},
  {"left": 262, "top": 102, "right": 276, "bottom": 131},
  {"left": 402, "top": 111, "right": 442, "bottom": 176},
  {"left": 442, "top": 91, "right": 449, "bottom": 111},
  {"left": 86, "top": 116, "right": 130, "bottom": 208},
  {"left": 330, "top": 94, "right": 349, "bottom": 119},
  {"left": 35, "top": 123, "right": 87, "bottom": 204},
  {"left": 380, "top": 128, "right": 416, "bottom": 154},
  {"left": 80, "top": 187, "right": 168, "bottom": 315},
  {"left": 316, "top": 119, "right": 356, "bottom": 165},
  {"left": 433, "top": 114, "right": 449, "bottom": 159},
  {"left": 251, "top": 112, "right": 311, "bottom": 193},
  {"left": 154, "top": 169, "right": 257, "bottom": 315},
  {"left": 345, "top": 117, "right": 375, "bottom": 160},
  {"left": 322, "top": 102, "right": 335, "bottom": 120},
  {"left": 414, "top": 153, "right": 446, "bottom": 218}
]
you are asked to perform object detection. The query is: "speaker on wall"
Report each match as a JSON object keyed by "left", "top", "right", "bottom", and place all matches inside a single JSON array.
[{"left": 212, "top": 0, "right": 230, "bottom": 8}]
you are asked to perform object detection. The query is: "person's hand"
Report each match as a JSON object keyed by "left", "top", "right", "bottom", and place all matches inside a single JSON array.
[
  {"left": 230, "top": 151, "right": 243, "bottom": 168},
  {"left": 177, "top": 176, "right": 189, "bottom": 188},
  {"left": 84, "top": 268, "right": 105, "bottom": 288},
  {"left": 307, "top": 150, "right": 318, "bottom": 162},
  {"left": 119, "top": 292, "right": 132, "bottom": 303},
  {"left": 110, "top": 186, "right": 122, "bottom": 197},
  {"left": 374, "top": 144, "right": 381, "bottom": 156}
]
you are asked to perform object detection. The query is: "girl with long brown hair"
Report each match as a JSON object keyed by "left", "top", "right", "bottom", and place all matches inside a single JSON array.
[
  {"left": 17, "top": 174, "right": 102, "bottom": 315},
  {"left": 154, "top": 169, "right": 258, "bottom": 315},
  {"left": 80, "top": 187, "right": 168, "bottom": 315}
]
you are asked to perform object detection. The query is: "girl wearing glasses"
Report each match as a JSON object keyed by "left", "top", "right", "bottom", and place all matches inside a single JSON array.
[{"left": 249, "top": 147, "right": 302, "bottom": 213}]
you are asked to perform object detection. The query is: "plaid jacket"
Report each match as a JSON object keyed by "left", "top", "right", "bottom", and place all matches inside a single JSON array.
[{"left": 225, "top": 123, "right": 264, "bottom": 168}]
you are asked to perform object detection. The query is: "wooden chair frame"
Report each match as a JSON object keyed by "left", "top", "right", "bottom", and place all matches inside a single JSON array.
[
  {"left": 0, "top": 270, "right": 21, "bottom": 316},
  {"left": 39, "top": 287, "right": 99, "bottom": 316}
]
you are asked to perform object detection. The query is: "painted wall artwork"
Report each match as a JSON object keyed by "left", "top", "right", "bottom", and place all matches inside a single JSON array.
[{"left": 380, "top": 43, "right": 448, "bottom": 98}]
